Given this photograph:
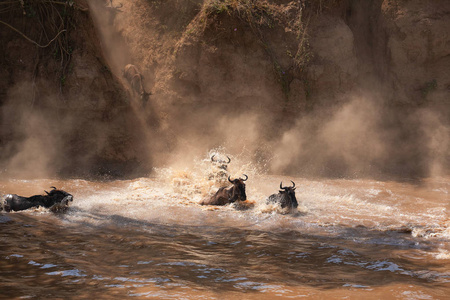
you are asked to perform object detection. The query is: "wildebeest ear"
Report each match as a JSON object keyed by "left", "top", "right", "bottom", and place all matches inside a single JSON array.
[{"left": 45, "top": 190, "right": 50, "bottom": 195}]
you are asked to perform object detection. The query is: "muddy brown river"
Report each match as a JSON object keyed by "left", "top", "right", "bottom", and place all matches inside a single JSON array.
[{"left": 1, "top": 164, "right": 449, "bottom": 299}]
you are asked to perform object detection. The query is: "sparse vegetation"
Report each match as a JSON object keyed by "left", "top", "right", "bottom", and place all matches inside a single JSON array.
[
  {"left": 146, "top": 0, "right": 203, "bottom": 36},
  {"left": 0, "top": 0, "right": 84, "bottom": 91},
  {"left": 177, "top": 0, "right": 314, "bottom": 98}
]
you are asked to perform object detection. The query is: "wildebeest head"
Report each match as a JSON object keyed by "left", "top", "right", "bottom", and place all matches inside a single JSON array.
[
  {"left": 211, "top": 154, "right": 231, "bottom": 171},
  {"left": 44, "top": 187, "right": 73, "bottom": 208},
  {"left": 278, "top": 181, "right": 298, "bottom": 209},
  {"left": 228, "top": 174, "right": 247, "bottom": 202}
]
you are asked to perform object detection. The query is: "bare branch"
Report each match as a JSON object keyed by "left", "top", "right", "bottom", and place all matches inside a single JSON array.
[{"left": 0, "top": 20, "right": 66, "bottom": 48}]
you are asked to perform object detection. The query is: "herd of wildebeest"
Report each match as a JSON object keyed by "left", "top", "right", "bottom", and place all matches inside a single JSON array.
[
  {"left": 2, "top": 64, "right": 299, "bottom": 213},
  {"left": 1, "top": 154, "right": 298, "bottom": 213}
]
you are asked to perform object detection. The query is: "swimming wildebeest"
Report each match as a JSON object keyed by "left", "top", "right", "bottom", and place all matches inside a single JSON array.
[
  {"left": 208, "top": 154, "right": 231, "bottom": 182},
  {"left": 200, "top": 175, "right": 248, "bottom": 206},
  {"left": 211, "top": 154, "right": 231, "bottom": 170},
  {"left": 122, "top": 64, "right": 151, "bottom": 106},
  {"left": 266, "top": 181, "right": 298, "bottom": 210},
  {"left": 1, "top": 187, "right": 73, "bottom": 212}
]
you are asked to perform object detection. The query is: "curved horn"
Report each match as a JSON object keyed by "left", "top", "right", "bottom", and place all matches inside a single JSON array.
[
  {"left": 241, "top": 174, "right": 248, "bottom": 181},
  {"left": 228, "top": 176, "right": 233, "bottom": 183},
  {"left": 51, "top": 186, "right": 56, "bottom": 190},
  {"left": 211, "top": 154, "right": 216, "bottom": 162},
  {"left": 226, "top": 156, "right": 231, "bottom": 163},
  {"left": 280, "top": 181, "right": 284, "bottom": 189},
  {"left": 290, "top": 181, "right": 295, "bottom": 188}
]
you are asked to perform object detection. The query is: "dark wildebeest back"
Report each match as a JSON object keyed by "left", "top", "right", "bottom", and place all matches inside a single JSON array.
[
  {"left": 122, "top": 64, "right": 151, "bottom": 106},
  {"left": 2, "top": 187, "right": 73, "bottom": 212},
  {"left": 266, "top": 181, "right": 298, "bottom": 209},
  {"left": 200, "top": 175, "right": 248, "bottom": 206},
  {"left": 2, "top": 194, "right": 46, "bottom": 212}
]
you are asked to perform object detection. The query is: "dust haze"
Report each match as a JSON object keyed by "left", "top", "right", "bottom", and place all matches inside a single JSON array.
[
  {"left": 89, "top": 0, "right": 448, "bottom": 180},
  {"left": 270, "top": 94, "right": 449, "bottom": 179},
  {"left": 0, "top": 77, "right": 145, "bottom": 179},
  {"left": 0, "top": 82, "right": 60, "bottom": 178},
  {"left": 1, "top": 0, "right": 448, "bottom": 181}
]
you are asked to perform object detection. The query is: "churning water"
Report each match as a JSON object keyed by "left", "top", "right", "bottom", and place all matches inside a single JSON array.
[{"left": 1, "top": 157, "right": 449, "bottom": 299}]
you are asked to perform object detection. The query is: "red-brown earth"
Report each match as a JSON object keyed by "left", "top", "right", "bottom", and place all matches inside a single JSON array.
[{"left": 0, "top": 0, "right": 448, "bottom": 179}]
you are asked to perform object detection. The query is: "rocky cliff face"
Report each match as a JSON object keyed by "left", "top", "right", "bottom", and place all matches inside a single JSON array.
[
  {"left": 302, "top": 0, "right": 450, "bottom": 105},
  {"left": 0, "top": 0, "right": 448, "bottom": 179},
  {"left": 0, "top": 0, "right": 149, "bottom": 178},
  {"left": 380, "top": 0, "right": 450, "bottom": 104}
]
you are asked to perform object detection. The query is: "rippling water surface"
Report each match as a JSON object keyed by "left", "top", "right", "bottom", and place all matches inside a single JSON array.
[{"left": 1, "top": 165, "right": 449, "bottom": 299}]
